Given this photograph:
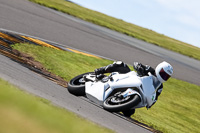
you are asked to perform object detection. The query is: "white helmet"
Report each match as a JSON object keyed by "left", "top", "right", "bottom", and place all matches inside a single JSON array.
[{"left": 155, "top": 61, "right": 173, "bottom": 83}]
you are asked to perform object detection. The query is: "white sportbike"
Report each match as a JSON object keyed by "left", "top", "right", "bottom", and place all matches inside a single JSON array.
[{"left": 68, "top": 71, "right": 160, "bottom": 116}]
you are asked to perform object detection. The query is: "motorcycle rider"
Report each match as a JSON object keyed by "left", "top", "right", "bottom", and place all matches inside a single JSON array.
[{"left": 94, "top": 61, "right": 173, "bottom": 117}]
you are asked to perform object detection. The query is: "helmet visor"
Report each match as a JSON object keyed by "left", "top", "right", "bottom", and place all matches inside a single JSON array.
[{"left": 159, "top": 68, "right": 171, "bottom": 81}]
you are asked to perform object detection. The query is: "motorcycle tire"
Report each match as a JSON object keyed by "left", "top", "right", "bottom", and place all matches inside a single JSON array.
[
  {"left": 67, "top": 72, "right": 94, "bottom": 96},
  {"left": 122, "top": 109, "right": 135, "bottom": 117},
  {"left": 103, "top": 94, "right": 141, "bottom": 112}
]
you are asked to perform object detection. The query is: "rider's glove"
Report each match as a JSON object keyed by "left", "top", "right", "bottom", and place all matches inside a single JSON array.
[
  {"left": 133, "top": 62, "right": 142, "bottom": 70},
  {"left": 133, "top": 62, "right": 144, "bottom": 76}
]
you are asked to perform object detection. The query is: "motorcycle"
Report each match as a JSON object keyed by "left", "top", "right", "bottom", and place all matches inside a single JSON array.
[{"left": 67, "top": 71, "right": 159, "bottom": 117}]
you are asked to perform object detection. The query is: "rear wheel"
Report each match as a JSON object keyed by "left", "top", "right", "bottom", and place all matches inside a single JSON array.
[
  {"left": 103, "top": 91, "right": 141, "bottom": 112},
  {"left": 67, "top": 72, "right": 94, "bottom": 96}
]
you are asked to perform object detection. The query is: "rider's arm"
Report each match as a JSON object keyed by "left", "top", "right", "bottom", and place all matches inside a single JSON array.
[
  {"left": 133, "top": 62, "right": 155, "bottom": 76},
  {"left": 155, "top": 84, "right": 163, "bottom": 100}
]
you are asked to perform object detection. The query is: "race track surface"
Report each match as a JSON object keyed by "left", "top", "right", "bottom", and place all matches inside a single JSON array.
[
  {"left": 0, "top": 54, "right": 151, "bottom": 133},
  {"left": 0, "top": 0, "right": 200, "bottom": 132},
  {"left": 0, "top": 0, "right": 199, "bottom": 86}
]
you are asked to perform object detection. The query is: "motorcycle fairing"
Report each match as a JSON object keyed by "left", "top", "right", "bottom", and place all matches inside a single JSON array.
[
  {"left": 85, "top": 71, "right": 142, "bottom": 105},
  {"left": 140, "top": 75, "right": 157, "bottom": 107},
  {"left": 108, "top": 71, "right": 142, "bottom": 89},
  {"left": 85, "top": 71, "right": 157, "bottom": 108},
  {"left": 85, "top": 81, "right": 109, "bottom": 105}
]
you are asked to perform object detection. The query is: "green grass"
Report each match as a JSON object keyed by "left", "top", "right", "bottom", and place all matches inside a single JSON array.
[
  {"left": 29, "top": 0, "right": 200, "bottom": 61},
  {"left": 12, "top": 43, "right": 200, "bottom": 133},
  {"left": 0, "top": 78, "right": 113, "bottom": 133},
  {"left": 132, "top": 78, "right": 200, "bottom": 133},
  {"left": 12, "top": 43, "right": 113, "bottom": 80}
]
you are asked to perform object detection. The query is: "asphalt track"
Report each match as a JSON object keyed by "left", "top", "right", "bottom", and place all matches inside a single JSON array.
[
  {"left": 0, "top": 0, "right": 200, "bottom": 132},
  {"left": 0, "top": 0, "right": 199, "bottom": 86}
]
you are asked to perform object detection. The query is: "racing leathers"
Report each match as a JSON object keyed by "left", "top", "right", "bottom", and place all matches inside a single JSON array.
[
  {"left": 94, "top": 61, "right": 163, "bottom": 103},
  {"left": 95, "top": 61, "right": 131, "bottom": 75}
]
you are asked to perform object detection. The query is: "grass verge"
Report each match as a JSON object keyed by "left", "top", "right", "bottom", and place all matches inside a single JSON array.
[
  {"left": 29, "top": 0, "right": 200, "bottom": 61},
  {"left": 12, "top": 43, "right": 200, "bottom": 133},
  {"left": 0, "top": 78, "right": 113, "bottom": 133}
]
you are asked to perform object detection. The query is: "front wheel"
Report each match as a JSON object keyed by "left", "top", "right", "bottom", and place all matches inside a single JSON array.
[
  {"left": 103, "top": 93, "right": 141, "bottom": 112},
  {"left": 67, "top": 72, "right": 94, "bottom": 96}
]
